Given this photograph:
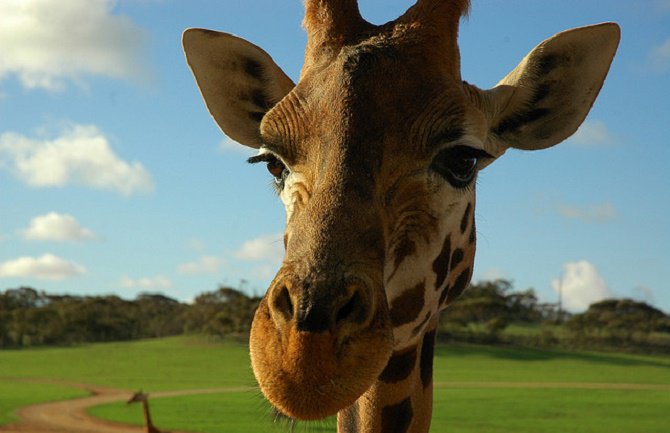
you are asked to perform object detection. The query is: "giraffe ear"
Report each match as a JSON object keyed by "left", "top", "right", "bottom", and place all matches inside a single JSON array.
[
  {"left": 183, "top": 29, "right": 295, "bottom": 148},
  {"left": 476, "top": 23, "right": 620, "bottom": 153}
]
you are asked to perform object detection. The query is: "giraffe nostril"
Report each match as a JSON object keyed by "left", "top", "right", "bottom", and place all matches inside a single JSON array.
[
  {"left": 272, "top": 285, "right": 294, "bottom": 322},
  {"left": 269, "top": 278, "right": 374, "bottom": 333}
]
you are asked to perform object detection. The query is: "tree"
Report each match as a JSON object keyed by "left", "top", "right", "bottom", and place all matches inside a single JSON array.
[
  {"left": 184, "top": 286, "right": 261, "bottom": 337},
  {"left": 440, "top": 279, "right": 515, "bottom": 340},
  {"left": 568, "top": 298, "right": 668, "bottom": 342},
  {"left": 506, "top": 288, "right": 541, "bottom": 323},
  {"left": 0, "top": 284, "right": 257, "bottom": 346},
  {"left": 134, "top": 293, "right": 187, "bottom": 338}
]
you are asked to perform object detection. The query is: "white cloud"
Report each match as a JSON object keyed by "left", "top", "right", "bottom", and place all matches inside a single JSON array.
[
  {"left": 568, "top": 120, "right": 614, "bottom": 146},
  {"left": 0, "top": 0, "right": 149, "bottom": 91},
  {"left": 218, "top": 135, "right": 255, "bottom": 156},
  {"left": 557, "top": 202, "right": 617, "bottom": 223},
  {"left": 119, "top": 275, "right": 173, "bottom": 290},
  {"left": 21, "top": 212, "right": 95, "bottom": 242},
  {"left": 0, "top": 123, "right": 153, "bottom": 195},
  {"left": 649, "top": 38, "right": 670, "bottom": 73},
  {"left": 551, "top": 260, "right": 613, "bottom": 312},
  {"left": 177, "top": 256, "right": 224, "bottom": 275},
  {"left": 234, "top": 233, "right": 284, "bottom": 262},
  {"left": 0, "top": 254, "right": 86, "bottom": 280},
  {"left": 475, "top": 267, "right": 508, "bottom": 282}
]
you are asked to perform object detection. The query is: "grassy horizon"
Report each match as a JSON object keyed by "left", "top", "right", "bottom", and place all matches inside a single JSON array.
[{"left": 1, "top": 336, "right": 669, "bottom": 432}]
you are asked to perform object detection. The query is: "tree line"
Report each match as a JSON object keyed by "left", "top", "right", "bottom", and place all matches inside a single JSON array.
[
  {"left": 439, "top": 279, "right": 670, "bottom": 353},
  {"left": 2, "top": 281, "right": 669, "bottom": 353},
  {"left": 0, "top": 286, "right": 260, "bottom": 348}
]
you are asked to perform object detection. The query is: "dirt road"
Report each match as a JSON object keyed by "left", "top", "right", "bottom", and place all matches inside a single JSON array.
[
  {"left": 2, "top": 380, "right": 667, "bottom": 433},
  {"left": 0, "top": 381, "right": 254, "bottom": 433}
]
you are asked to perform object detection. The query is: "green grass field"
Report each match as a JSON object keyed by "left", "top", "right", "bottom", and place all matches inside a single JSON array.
[
  {"left": 1, "top": 336, "right": 669, "bottom": 432},
  {"left": 0, "top": 336, "right": 254, "bottom": 390},
  {"left": 0, "top": 381, "right": 86, "bottom": 425}
]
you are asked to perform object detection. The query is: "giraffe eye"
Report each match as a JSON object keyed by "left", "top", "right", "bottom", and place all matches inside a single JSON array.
[
  {"left": 247, "top": 152, "right": 290, "bottom": 189},
  {"left": 266, "top": 157, "right": 289, "bottom": 185},
  {"left": 431, "top": 145, "right": 490, "bottom": 188}
]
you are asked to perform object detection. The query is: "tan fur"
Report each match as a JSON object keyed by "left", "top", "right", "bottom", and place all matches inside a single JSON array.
[
  {"left": 303, "top": 0, "right": 371, "bottom": 64},
  {"left": 184, "top": 1, "right": 619, "bottom": 431},
  {"left": 346, "top": 321, "right": 438, "bottom": 433}
]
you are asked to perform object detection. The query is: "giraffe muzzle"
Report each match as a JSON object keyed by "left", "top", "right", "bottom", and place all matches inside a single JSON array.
[{"left": 249, "top": 272, "right": 393, "bottom": 420}]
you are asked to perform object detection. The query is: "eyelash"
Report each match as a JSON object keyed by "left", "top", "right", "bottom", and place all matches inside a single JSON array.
[
  {"left": 248, "top": 152, "right": 290, "bottom": 192},
  {"left": 430, "top": 145, "right": 492, "bottom": 189}
]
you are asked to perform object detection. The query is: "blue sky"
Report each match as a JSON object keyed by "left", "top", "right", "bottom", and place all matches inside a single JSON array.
[{"left": 0, "top": 0, "right": 668, "bottom": 313}]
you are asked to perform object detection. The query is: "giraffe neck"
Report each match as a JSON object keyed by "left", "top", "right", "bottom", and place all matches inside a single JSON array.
[
  {"left": 337, "top": 324, "right": 437, "bottom": 433},
  {"left": 141, "top": 399, "right": 157, "bottom": 433}
]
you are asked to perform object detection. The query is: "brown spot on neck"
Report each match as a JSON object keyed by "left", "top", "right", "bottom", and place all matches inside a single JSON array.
[
  {"left": 419, "top": 329, "right": 436, "bottom": 389},
  {"left": 381, "top": 397, "right": 413, "bottom": 433},
  {"left": 444, "top": 267, "right": 472, "bottom": 306},
  {"left": 460, "top": 203, "right": 471, "bottom": 234},
  {"left": 379, "top": 345, "right": 418, "bottom": 383},
  {"left": 389, "top": 281, "right": 425, "bottom": 327},
  {"left": 432, "top": 235, "right": 451, "bottom": 290},
  {"left": 450, "top": 248, "right": 464, "bottom": 270}
]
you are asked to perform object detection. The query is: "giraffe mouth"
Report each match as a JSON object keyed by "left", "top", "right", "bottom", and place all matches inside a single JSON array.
[{"left": 249, "top": 295, "right": 393, "bottom": 420}]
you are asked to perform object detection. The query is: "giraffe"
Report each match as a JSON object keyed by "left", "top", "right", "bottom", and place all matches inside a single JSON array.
[
  {"left": 183, "top": 1, "right": 619, "bottom": 432},
  {"left": 127, "top": 391, "right": 162, "bottom": 433}
]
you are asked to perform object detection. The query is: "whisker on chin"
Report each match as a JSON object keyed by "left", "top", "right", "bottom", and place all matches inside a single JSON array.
[{"left": 271, "top": 406, "right": 298, "bottom": 432}]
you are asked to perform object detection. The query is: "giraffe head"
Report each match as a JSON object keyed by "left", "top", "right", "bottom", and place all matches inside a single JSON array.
[
  {"left": 127, "top": 391, "right": 148, "bottom": 405},
  {"left": 184, "top": 0, "right": 619, "bottom": 421}
]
